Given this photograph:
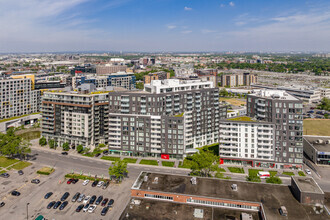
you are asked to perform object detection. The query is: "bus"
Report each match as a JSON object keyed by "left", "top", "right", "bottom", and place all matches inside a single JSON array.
[{"left": 257, "top": 171, "right": 270, "bottom": 179}]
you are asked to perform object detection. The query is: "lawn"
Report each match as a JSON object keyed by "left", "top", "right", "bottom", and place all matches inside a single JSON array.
[
  {"left": 178, "top": 159, "right": 195, "bottom": 169},
  {"left": 0, "top": 156, "right": 19, "bottom": 168},
  {"left": 228, "top": 167, "right": 245, "bottom": 173},
  {"left": 298, "top": 171, "right": 306, "bottom": 176},
  {"left": 122, "top": 158, "right": 138, "bottom": 164},
  {"left": 214, "top": 172, "right": 231, "bottom": 179},
  {"left": 269, "top": 171, "right": 278, "bottom": 177},
  {"left": 11, "top": 161, "right": 31, "bottom": 170},
  {"left": 139, "top": 159, "right": 158, "bottom": 166},
  {"left": 248, "top": 169, "right": 263, "bottom": 176},
  {"left": 17, "top": 131, "right": 41, "bottom": 141},
  {"left": 219, "top": 97, "right": 246, "bottom": 106},
  {"left": 282, "top": 171, "right": 295, "bottom": 176},
  {"left": 101, "top": 156, "right": 121, "bottom": 161},
  {"left": 303, "top": 119, "right": 330, "bottom": 136},
  {"left": 227, "top": 116, "right": 256, "bottom": 122},
  {"left": 37, "top": 167, "right": 55, "bottom": 175},
  {"left": 162, "top": 161, "right": 175, "bottom": 167},
  {"left": 82, "top": 152, "right": 94, "bottom": 157},
  {"left": 65, "top": 173, "right": 108, "bottom": 181}
]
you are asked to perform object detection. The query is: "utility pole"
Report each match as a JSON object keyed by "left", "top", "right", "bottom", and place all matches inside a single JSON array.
[{"left": 26, "top": 203, "right": 30, "bottom": 220}]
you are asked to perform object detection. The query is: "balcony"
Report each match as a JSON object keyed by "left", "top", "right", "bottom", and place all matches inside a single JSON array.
[{"left": 257, "top": 102, "right": 266, "bottom": 107}]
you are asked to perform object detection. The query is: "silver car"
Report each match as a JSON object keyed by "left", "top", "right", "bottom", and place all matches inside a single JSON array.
[{"left": 77, "top": 194, "right": 85, "bottom": 203}]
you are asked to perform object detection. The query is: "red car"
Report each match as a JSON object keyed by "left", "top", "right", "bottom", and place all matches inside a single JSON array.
[
  {"left": 101, "top": 198, "right": 109, "bottom": 206},
  {"left": 67, "top": 179, "right": 74, "bottom": 184}
]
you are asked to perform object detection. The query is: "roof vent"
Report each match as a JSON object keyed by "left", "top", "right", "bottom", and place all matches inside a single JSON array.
[
  {"left": 152, "top": 177, "right": 158, "bottom": 184},
  {"left": 191, "top": 177, "right": 197, "bottom": 185},
  {"left": 231, "top": 184, "right": 238, "bottom": 191},
  {"left": 144, "top": 176, "right": 148, "bottom": 182}
]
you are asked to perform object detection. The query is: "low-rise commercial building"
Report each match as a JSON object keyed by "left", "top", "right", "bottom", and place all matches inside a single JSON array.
[
  {"left": 125, "top": 172, "right": 327, "bottom": 220},
  {"left": 303, "top": 136, "right": 330, "bottom": 165},
  {"left": 143, "top": 71, "right": 170, "bottom": 84}
]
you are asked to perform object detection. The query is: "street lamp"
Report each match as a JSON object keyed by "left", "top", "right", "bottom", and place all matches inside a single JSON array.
[{"left": 26, "top": 203, "right": 30, "bottom": 220}]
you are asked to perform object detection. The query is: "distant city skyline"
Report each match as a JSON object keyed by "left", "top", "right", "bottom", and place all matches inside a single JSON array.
[{"left": 1, "top": 0, "right": 330, "bottom": 53}]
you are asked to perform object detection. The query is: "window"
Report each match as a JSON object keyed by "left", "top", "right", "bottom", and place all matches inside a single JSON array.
[{"left": 145, "top": 194, "right": 173, "bottom": 201}]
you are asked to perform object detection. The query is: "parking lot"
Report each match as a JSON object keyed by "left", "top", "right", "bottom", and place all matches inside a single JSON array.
[{"left": 0, "top": 164, "right": 134, "bottom": 220}]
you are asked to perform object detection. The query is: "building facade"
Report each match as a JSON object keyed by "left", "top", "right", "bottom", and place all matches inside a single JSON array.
[
  {"left": 247, "top": 90, "right": 304, "bottom": 169},
  {"left": 73, "top": 73, "right": 136, "bottom": 90},
  {"left": 41, "top": 88, "right": 110, "bottom": 148},
  {"left": 0, "top": 77, "right": 40, "bottom": 119},
  {"left": 220, "top": 73, "right": 257, "bottom": 87},
  {"left": 219, "top": 118, "right": 276, "bottom": 167},
  {"left": 96, "top": 65, "right": 127, "bottom": 74},
  {"left": 303, "top": 136, "right": 330, "bottom": 165},
  {"left": 143, "top": 71, "right": 171, "bottom": 84}
]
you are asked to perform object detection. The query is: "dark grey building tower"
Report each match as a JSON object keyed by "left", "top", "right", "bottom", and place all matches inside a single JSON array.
[{"left": 247, "top": 90, "right": 303, "bottom": 169}]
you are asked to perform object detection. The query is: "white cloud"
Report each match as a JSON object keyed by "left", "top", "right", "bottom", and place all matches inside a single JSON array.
[
  {"left": 184, "top": 6, "right": 192, "bottom": 11},
  {"left": 220, "top": 4, "right": 225, "bottom": 8},
  {"left": 181, "top": 30, "right": 192, "bottom": 34},
  {"left": 201, "top": 29, "right": 217, "bottom": 34},
  {"left": 229, "top": 2, "right": 235, "bottom": 7},
  {"left": 167, "top": 25, "right": 177, "bottom": 29}
]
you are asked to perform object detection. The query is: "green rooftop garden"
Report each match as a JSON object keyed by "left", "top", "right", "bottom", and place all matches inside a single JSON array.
[
  {"left": 227, "top": 116, "right": 256, "bottom": 122},
  {"left": 0, "top": 112, "right": 41, "bottom": 123},
  {"left": 174, "top": 112, "right": 184, "bottom": 117}
]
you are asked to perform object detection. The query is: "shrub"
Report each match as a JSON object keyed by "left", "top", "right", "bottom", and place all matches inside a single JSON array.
[
  {"left": 162, "top": 161, "right": 175, "bottom": 167},
  {"left": 298, "top": 171, "right": 306, "bottom": 176},
  {"left": 62, "top": 142, "right": 70, "bottom": 151},
  {"left": 246, "top": 175, "right": 261, "bottom": 182},
  {"left": 77, "top": 145, "right": 84, "bottom": 153},
  {"left": 266, "top": 176, "right": 282, "bottom": 184},
  {"left": 39, "top": 137, "right": 47, "bottom": 146},
  {"left": 282, "top": 171, "right": 295, "bottom": 176}
]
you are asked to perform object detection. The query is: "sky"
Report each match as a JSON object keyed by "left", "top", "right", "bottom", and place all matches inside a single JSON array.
[{"left": 1, "top": 0, "right": 330, "bottom": 53}]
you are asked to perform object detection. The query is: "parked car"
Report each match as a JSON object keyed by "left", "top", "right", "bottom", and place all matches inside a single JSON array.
[
  {"left": 61, "top": 152, "right": 68, "bottom": 155},
  {"left": 59, "top": 201, "right": 68, "bottom": 210},
  {"left": 103, "top": 150, "right": 109, "bottom": 155},
  {"left": 0, "top": 202, "right": 5, "bottom": 208},
  {"left": 101, "top": 206, "right": 109, "bottom": 216},
  {"left": 67, "top": 179, "right": 74, "bottom": 184},
  {"left": 279, "top": 206, "right": 288, "bottom": 216},
  {"left": 107, "top": 199, "right": 114, "bottom": 207},
  {"left": 44, "top": 192, "right": 53, "bottom": 199},
  {"left": 307, "top": 110, "right": 314, "bottom": 113},
  {"left": 94, "top": 153, "right": 101, "bottom": 157},
  {"left": 72, "top": 179, "right": 79, "bottom": 184},
  {"left": 97, "top": 181, "right": 104, "bottom": 187},
  {"left": 72, "top": 192, "right": 80, "bottom": 202},
  {"left": 11, "top": 190, "right": 20, "bottom": 196},
  {"left": 47, "top": 201, "right": 55, "bottom": 209},
  {"left": 95, "top": 196, "right": 103, "bottom": 205},
  {"left": 102, "top": 181, "right": 110, "bottom": 189},
  {"left": 305, "top": 169, "right": 312, "bottom": 175},
  {"left": 31, "top": 179, "right": 40, "bottom": 184},
  {"left": 0, "top": 173, "right": 10, "bottom": 178},
  {"left": 83, "top": 204, "right": 90, "bottom": 212},
  {"left": 76, "top": 204, "right": 84, "bottom": 212},
  {"left": 92, "top": 180, "right": 99, "bottom": 187},
  {"left": 83, "top": 180, "right": 90, "bottom": 186},
  {"left": 77, "top": 194, "right": 85, "bottom": 203},
  {"left": 18, "top": 170, "right": 24, "bottom": 175},
  {"left": 89, "top": 195, "right": 97, "bottom": 204},
  {"left": 83, "top": 196, "right": 91, "bottom": 204},
  {"left": 53, "top": 201, "right": 62, "bottom": 209},
  {"left": 60, "top": 192, "right": 70, "bottom": 201},
  {"left": 101, "top": 198, "right": 109, "bottom": 206},
  {"left": 88, "top": 205, "right": 97, "bottom": 213}
]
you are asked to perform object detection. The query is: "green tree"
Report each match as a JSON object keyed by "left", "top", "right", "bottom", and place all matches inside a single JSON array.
[
  {"left": 39, "top": 136, "right": 47, "bottom": 146},
  {"left": 62, "top": 142, "right": 70, "bottom": 151},
  {"left": 317, "top": 98, "right": 330, "bottom": 111},
  {"left": 190, "top": 151, "right": 219, "bottom": 177},
  {"left": 219, "top": 88, "right": 228, "bottom": 97},
  {"left": 77, "top": 145, "right": 84, "bottom": 153},
  {"left": 17, "top": 140, "right": 31, "bottom": 160},
  {"left": 48, "top": 139, "right": 57, "bottom": 149},
  {"left": 109, "top": 160, "right": 128, "bottom": 182},
  {"left": 136, "top": 82, "right": 144, "bottom": 90},
  {"left": 98, "top": 143, "right": 106, "bottom": 148}
]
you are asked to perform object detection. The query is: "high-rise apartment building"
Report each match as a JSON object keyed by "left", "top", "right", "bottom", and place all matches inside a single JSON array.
[
  {"left": 220, "top": 90, "right": 303, "bottom": 169},
  {"left": 0, "top": 77, "right": 40, "bottom": 119},
  {"left": 41, "top": 79, "right": 227, "bottom": 159},
  {"left": 41, "top": 85, "right": 110, "bottom": 147},
  {"left": 220, "top": 73, "right": 257, "bottom": 87},
  {"left": 107, "top": 79, "right": 227, "bottom": 159}
]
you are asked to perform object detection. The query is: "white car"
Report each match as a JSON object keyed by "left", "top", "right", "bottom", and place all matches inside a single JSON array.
[
  {"left": 83, "top": 196, "right": 91, "bottom": 204},
  {"left": 88, "top": 205, "right": 96, "bottom": 213},
  {"left": 97, "top": 181, "right": 104, "bottom": 187},
  {"left": 305, "top": 169, "right": 312, "bottom": 175},
  {"left": 83, "top": 180, "right": 90, "bottom": 186},
  {"left": 77, "top": 193, "right": 85, "bottom": 203},
  {"left": 83, "top": 204, "right": 90, "bottom": 212}
]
